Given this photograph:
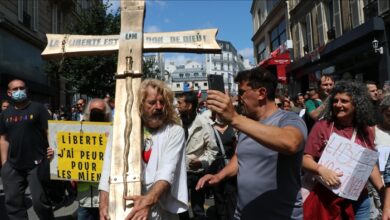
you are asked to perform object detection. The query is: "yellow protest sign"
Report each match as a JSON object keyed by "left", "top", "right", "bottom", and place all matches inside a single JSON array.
[{"left": 48, "top": 120, "right": 113, "bottom": 182}]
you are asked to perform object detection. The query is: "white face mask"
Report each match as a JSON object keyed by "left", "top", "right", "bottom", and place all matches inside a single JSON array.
[{"left": 11, "top": 89, "right": 27, "bottom": 102}]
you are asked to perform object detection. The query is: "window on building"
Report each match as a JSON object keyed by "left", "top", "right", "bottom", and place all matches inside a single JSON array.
[
  {"left": 270, "top": 19, "right": 287, "bottom": 51},
  {"left": 179, "top": 74, "right": 183, "bottom": 78},
  {"left": 185, "top": 73, "right": 190, "bottom": 77},
  {"left": 220, "top": 63, "right": 224, "bottom": 71},
  {"left": 32, "top": 0, "right": 38, "bottom": 31},
  {"left": 257, "top": 9, "right": 262, "bottom": 26},
  {"left": 76, "top": 0, "right": 83, "bottom": 14},
  {"left": 324, "top": 0, "right": 335, "bottom": 41},
  {"left": 176, "top": 84, "right": 180, "bottom": 88},
  {"left": 350, "top": 0, "right": 364, "bottom": 28},
  {"left": 331, "top": 0, "right": 343, "bottom": 37},
  {"left": 266, "top": 0, "right": 278, "bottom": 13},
  {"left": 204, "top": 82, "right": 207, "bottom": 86},
  {"left": 303, "top": 13, "right": 314, "bottom": 51},
  {"left": 194, "top": 72, "right": 199, "bottom": 77},
  {"left": 363, "top": 0, "right": 379, "bottom": 20},
  {"left": 257, "top": 40, "right": 267, "bottom": 62},
  {"left": 18, "top": 0, "right": 32, "bottom": 28},
  {"left": 195, "top": 83, "right": 199, "bottom": 87},
  {"left": 202, "top": 72, "right": 206, "bottom": 76},
  {"left": 316, "top": 3, "right": 326, "bottom": 45},
  {"left": 52, "top": 4, "right": 62, "bottom": 33}
]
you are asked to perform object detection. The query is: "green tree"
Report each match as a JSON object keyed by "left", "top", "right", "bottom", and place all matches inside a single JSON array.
[
  {"left": 46, "top": 1, "right": 161, "bottom": 98},
  {"left": 46, "top": 1, "right": 119, "bottom": 98}
]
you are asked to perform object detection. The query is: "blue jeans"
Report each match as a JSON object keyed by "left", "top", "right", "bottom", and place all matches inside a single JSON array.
[
  {"left": 78, "top": 207, "right": 99, "bottom": 220},
  {"left": 352, "top": 195, "right": 371, "bottom": 220}
]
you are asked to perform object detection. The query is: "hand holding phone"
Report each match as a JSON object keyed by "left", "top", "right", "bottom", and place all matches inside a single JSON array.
[{"left": 207, "top": 74, "right": 225, "bottom": 93}]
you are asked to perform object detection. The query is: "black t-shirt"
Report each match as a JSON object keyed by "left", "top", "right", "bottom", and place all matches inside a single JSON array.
[
  {"left": 217, "top": 126, "right": 236, "bottom": 159},
  {"left": 0, "top": 101, "right": 49, "bottom": 169}
]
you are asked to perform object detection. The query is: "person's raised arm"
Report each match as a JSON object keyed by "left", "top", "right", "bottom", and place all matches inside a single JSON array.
[{"left": 207, "top": 90, "right": 304, "bottom": 155}]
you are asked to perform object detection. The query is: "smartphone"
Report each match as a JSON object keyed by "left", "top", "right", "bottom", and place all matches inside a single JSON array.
[{"left": 207, "top": 74, "right": 225, "bottom": 92}]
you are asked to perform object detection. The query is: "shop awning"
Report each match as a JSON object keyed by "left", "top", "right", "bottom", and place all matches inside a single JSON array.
[{"left": 259, "top": 47, "right": 291, "bottom": 84}]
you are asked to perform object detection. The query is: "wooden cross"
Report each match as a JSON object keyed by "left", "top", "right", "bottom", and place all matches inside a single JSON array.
[{"left": 42, "top": 1, "right": 220, "bottom": 219}]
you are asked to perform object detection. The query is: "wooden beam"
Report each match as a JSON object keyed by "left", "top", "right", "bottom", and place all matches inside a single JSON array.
[
  {"left": 108, "top": 1, "right": 144, "bottom": 219},
  {"left": 41, "top": 29, "right": 221, "bottom": 59}
]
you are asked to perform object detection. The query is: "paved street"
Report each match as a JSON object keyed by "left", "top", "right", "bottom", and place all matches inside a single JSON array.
[
  {"left": 0, "top": 176, "right": 78, "bottom": 220},
  {"left": 0, "top": 175, "right": 216, "bottom": 219}
]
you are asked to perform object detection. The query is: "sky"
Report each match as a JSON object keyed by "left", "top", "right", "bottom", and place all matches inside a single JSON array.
[{"left": 107, "top": 0, "right": 254, "bottom": 65}]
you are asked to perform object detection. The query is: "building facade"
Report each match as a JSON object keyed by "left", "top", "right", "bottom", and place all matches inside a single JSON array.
[
  {"left": 252, "top": 0, "right": 390, "bottom": 95},
  {"left": 288, "top": 0, "right": 390, "bottom": 94},
  {"left": 205, "top": 40, "right": 246, "bottom": 95},
  {"left": 144, "top": 53, "right": 169, "bottom": 82},
  {"left": 0, "top": 0, "right": 98, "bottom": 106},
  {"left": 170, "top": 62, "right": 207, "bottom": 98},
  {"left": 251, "top": 0, "right": 292, "bottom": 86}
]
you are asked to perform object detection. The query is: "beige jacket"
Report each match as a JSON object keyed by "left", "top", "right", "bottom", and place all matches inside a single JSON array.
[{"left": 185, "top": 114, "right": 218, "bottom": 173}]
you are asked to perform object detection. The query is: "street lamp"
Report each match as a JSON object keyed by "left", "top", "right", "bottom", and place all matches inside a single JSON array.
[{"left": 372, "top": 38, "right": 383, "bottom": 54}]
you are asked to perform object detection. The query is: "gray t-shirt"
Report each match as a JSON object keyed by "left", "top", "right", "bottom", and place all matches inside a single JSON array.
[{"left": 235, "top": 110, "right": 307, "bottom": 220}]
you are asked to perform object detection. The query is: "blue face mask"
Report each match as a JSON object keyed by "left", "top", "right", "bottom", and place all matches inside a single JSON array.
[{"left": 11, "top": 89, "right": 27, "bottom": 102}]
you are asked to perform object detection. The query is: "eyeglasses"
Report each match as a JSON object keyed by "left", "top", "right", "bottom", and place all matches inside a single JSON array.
[
  {"left": 76, "top": 103, "right": 83, "bottom": 106},
  {"left": 238, "top": 88, "right": 256, "bottom": 97}
]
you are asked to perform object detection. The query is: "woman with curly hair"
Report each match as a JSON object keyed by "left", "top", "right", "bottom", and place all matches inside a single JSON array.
[{"left": 302, "top": 80, "right": 384, "bottom": 219}]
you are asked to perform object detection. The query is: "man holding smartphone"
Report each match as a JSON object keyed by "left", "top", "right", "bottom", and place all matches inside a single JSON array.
[{"left": 197, "top": 67, "right": 307, "bottom": 220}]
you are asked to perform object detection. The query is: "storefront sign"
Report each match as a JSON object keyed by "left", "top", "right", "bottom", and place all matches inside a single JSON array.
[{"left": 48, "top": 121, "right": 113, "bottom": 182}]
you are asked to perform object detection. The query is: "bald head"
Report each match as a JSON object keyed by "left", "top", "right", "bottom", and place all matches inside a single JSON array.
[
  {"left": 90, "top": 99, "right": 106, "bottom": 111},
  {"left": 8, "top": 79, "right": 25, "bottom": 91},
  {"left": 84, "top": 98, "right": 111, "bottom": 122}
]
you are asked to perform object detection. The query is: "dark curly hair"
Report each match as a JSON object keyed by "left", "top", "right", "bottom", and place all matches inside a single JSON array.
[{"left": 322, "top": 80, "right": 375, "bottom": 130}]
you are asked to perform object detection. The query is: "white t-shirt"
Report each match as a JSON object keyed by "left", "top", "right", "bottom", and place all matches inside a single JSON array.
[
  {"left": 98, "top": 124, "right": 188, "bottom": 216},
  {"left": 374, "top": 126, "right": 390, "bottom": 148}
]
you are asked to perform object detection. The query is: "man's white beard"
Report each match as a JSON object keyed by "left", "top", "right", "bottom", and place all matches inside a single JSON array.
[{"left": 143, "top": 114, "right": 165, "bottom": 129}]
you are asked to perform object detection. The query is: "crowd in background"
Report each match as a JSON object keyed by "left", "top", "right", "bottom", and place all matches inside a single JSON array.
[{"left": 2, "top": 71, "right": 390, "bottom": 220}]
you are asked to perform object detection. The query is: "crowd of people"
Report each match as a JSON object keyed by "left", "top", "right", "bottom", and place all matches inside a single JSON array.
[{"left": 1, "top": 67, "right": 390, "bottom": 220}]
